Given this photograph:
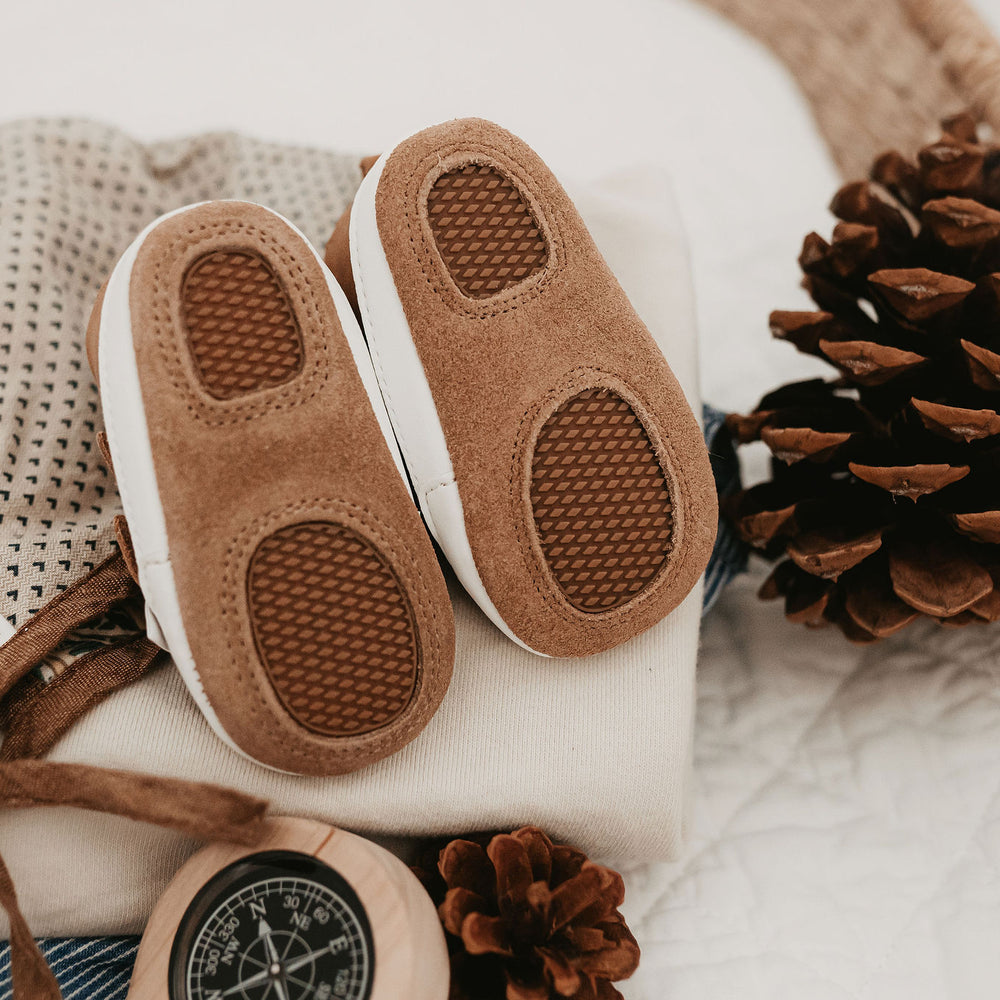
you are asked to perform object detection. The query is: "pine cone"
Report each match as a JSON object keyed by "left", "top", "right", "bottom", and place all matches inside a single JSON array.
[
  {"left": 414, "top": 826, "right": 640, "bottom": 1000},
  {"left": 727, "top": 113, "right": 1000, "bottom": 641}
]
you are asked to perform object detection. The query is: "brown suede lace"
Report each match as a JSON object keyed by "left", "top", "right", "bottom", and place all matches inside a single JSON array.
[
  {"left": 0, "top": 548, "right": 163, "bottom": 761},
  {"left": 0, "top": 761, "right": 269, "bottom": 999},
  {"left": 0, "top": 542, "right": 271, "bottom": 998}
]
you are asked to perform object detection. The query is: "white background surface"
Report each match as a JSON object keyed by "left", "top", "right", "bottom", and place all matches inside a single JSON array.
[
  {"left": 0, "top": 0, "right": 856, "bottom": 414},
  {"left": 6, "top": 1, "right": 1000, "bottom": 997},
  {"left": 2, "top": 0, "right": 997, "bottom": 412}
]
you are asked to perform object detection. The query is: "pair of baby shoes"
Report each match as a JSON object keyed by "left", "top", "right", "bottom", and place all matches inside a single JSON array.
[{"left": 87, "top": 119, "right": 717, "bottom": 776}]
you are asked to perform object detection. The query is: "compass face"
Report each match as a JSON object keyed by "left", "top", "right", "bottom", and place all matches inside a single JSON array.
[{"left": 169, "top": 850, "right": 375, "bottom": 1000}]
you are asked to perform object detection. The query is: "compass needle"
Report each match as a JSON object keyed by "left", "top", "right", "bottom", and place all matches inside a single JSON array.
[
  {"left": 170, "top": 850, "right": 375, "bottom": 1000},
  {"left": 220, "top": 967, "right": 271, "bottom": 996},
  {"left": 283, "top": 939, "right": 350, "bottom": 977},
  {"left": 259, "top": 918, "right": 282, "bottom": 967},
  {"left": 284, "top": 972, "right": 313, "bottom": 992}
]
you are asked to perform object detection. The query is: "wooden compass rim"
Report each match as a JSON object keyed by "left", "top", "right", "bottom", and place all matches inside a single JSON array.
[{"left": 126, "top": 816, "right": 448, "bottom": 1000}]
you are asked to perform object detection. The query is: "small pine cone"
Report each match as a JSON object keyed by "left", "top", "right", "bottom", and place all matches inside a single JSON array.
[
  {"left": 413, "top": 826, "right": 640, "bottom": 1000},
  {"left": 727, "top": 113, "right": 1000, "bottom": 641}
]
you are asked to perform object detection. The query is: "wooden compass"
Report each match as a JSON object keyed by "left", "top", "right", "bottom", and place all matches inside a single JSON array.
[{"left": 127, "top": 817, "right": 448, "bottom": 1000}]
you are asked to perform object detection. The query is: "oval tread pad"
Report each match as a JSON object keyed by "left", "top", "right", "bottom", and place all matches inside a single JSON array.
[
  {"left": 530, "top": 387, "right": 674, "bottom": 612},
  {"left": 427, "top": 163, "right": 548, "bottom": 298},
  {"left": 181, "top": 250, "right": 304, "bottom": 399},
  {"left": 248, "top": 521, "right": 418, "bottom": 736}
]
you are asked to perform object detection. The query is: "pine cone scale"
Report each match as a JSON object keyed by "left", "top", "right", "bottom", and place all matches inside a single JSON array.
[
  {"left": 889, "top": 536, "right": 993, "bottom": 616},
  {"left": 922, "top": 195, "right": 1000, "bottom": 246},
  {"left": 440, "top": 886, "right": 487, "bottom": 936},
  {"left": 547, "top": 865, "right": 616, "bottom": 933},
  {"left": 847, "top": 462, "right": 970, "bottom": 499},
  {"left": 760, "top": 562, "right": 831, "bottom": 625},
  {"left": 961, "top": 339, "right": 1000, "bottom": 389},
  {"left": 440, "top": 839, "right": 497, "bottom": 899},
  {"left": 566, "top": 926, "right": 609, "bottom": 952},
  {"left": 918, "top": 138, "right": 984, "bottom": 191},
  {"left": 462, "top": 911, "right": 515, "bottom": 956},
  {"left": 911, "top": 398, "right": 1000, "bottom": 442},
  {"left": 575, "top": 925, "right": 641, "bottom": 981},
  {"left": 489, "top": 834, "right": 536, "bottom": 904},
  {"left": 952, "top": 511, "right": 1000, "bottom": 544},
  {"left": 868, "top": 267, "right": 975, "bottom": 322},
  {"left": 843, "top": 558, "right": 921, "bottom": 637},
  {"left": 769, "top": 310, "right": 840, "bottom": 355},
  {"left": 733, "top": 503, "right": 797, "bottom": 547},
  {"left": 829, "top": 180, "right": 915, "bottom": 242},
  {"left": 416, "top": 827, "right": 639, "bottom": 1000},
  {"left": 970, "top": 570, "right": 1000, "bottom": 620},
  {"left": 761, "top": 426, "right": 852, "bottom": 463},
  {"left": 819, "top": 339, "right": 927, "bottom": 385},
  {"left": 518, "top": 827, "right": 555, "bottom": 884},
  {"left": 786, "top": 527, "right": 883, "bottom": 579},
  {"left": 537, "top": 949, "right": 582, "bottom": 995},
  {"left": 505, "top": 975, "right": 550, "bottom": 1000}
]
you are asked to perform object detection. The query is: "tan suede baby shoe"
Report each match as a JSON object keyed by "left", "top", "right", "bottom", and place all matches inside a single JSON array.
[
  {"left": 326, "top": 119, "right": 717, "bottom": 657},
  {"left": 87, "top": 201, "right": 455, "bottom": 775}
]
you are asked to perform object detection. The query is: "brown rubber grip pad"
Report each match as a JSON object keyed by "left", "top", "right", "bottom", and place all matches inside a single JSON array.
[
  {"left": 530, "top": 388, "right": 674, "bottom": 612},
  {"left": 248, "top": 522, "right": 418, "bottom": 736},
  {"left": 427, "top": 164, "right": 548, "bottom": 297},
  {"left": 181, "top": 250, "right": 304, "bottom": 399}
]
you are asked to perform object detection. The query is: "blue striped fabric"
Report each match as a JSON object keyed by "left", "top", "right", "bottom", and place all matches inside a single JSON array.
[
  {"left": 0, "top": 936, "right": 140, "bottom": 999},
  {"left": 701, "top": 404, "right": 748, "bottom": 612}
]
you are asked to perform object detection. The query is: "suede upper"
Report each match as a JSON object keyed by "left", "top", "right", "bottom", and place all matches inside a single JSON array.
[
  {"left": 364, "top": 120, "right": 717, "bottom": 656},
  {"left": 98, "top": 202, "right": 454, "bottom": 774}
]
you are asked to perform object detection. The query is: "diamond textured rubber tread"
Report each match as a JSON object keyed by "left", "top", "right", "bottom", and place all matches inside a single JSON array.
[
  {"left": 247, "top": 521, "right": 418, "bottom": 736},
  {"left": 181, "top": 250, "right": 304, "bottom": 399},
  {"left": 427, "top": 163, "right": 548, "bottom": 298},
  {"left": 530, "top": 388, "right": 674, "bottom": 612}
]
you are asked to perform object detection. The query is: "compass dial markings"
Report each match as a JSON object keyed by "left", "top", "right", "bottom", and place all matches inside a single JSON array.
[{"left": 171, "top": 852, "right": 374, "bottom": 1000}]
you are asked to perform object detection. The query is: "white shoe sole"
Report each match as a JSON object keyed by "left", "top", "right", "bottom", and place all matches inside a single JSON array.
[{"left": 349, "top": 154, "right": 543, "bottom": 656}]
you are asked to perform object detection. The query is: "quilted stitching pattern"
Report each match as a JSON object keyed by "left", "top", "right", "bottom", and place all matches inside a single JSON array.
[{"left": 621, "top": 567, "right": 1000, "bottom": 999}]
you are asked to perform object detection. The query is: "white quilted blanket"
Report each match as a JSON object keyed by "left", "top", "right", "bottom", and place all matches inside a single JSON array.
[
  {"left": 623, "top": 575, "right": 1000, "bottom": 999},
  {"left": 620, "top": 1, "right": 1000, "bottom": 996}
]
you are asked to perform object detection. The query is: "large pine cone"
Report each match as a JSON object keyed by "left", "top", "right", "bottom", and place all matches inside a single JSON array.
[
  {"left": 414, "top": 826, "right": 640, "bottom": 1000},
  {"left": 728, "top": 114, "right": 1000, "bottom": 641}
]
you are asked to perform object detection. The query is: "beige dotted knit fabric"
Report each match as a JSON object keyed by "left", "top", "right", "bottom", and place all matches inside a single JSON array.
[{"left": 0, "top": 119, "right": 357, "bottom": 627}]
